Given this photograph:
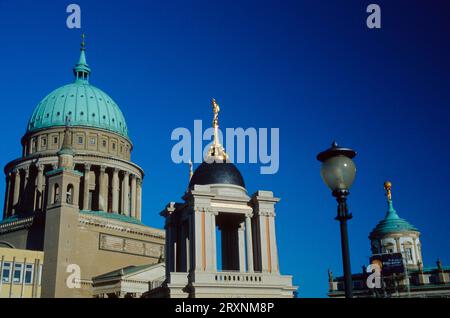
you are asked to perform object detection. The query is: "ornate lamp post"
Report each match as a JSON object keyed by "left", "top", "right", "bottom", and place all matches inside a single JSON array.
[{"left": 317, "top": 141, "right": 357, "bottom": 298}]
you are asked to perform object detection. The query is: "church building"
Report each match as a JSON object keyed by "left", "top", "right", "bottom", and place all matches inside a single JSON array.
[{"left": 0, "top": 37, "right": 165, "bottom": 298}]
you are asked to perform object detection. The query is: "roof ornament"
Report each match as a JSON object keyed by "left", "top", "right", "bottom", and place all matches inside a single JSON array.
[
  {"left": 437, "top": 258, "right": 443, "bottom": 271},
  {"left": 73, "top": 33, "right": 91, "bottom": 82},
  {"left": 384, "top": 181, "right": 392, "bottom": 201},
  {"left": 189, "top": 159, "right": 193, "bottom": 181},
  {"left": 206, "top": 98, "right": 228, "bottom": 163},
  {"left": 383, "top": 181, "right": 399, "bottom": 219},
  {"left": 81, "top": 32, "right": 86, "bottom": 50}
]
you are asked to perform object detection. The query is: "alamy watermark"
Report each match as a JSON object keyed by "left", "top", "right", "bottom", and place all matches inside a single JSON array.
[{"left": 171, "top": 120, "right": 280, "bottom": 175}]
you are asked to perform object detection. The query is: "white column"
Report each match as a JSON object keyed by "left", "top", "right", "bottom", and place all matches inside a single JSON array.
[
  {"left": 35, "top": 165, "right": 44, "bottom": 211},
  {"left": 3, "top": 173, "right": 12, "bottom": 218},
  {"left": 136, "top": 179, "right": 142, "bottom": 220},
  {"left": 122, "top": 172, "right": 130, "bottom": 216},
  {"left": 165, "top": 220, "right": 173, "bottom": 274},
  {"left": 188, "top": 213, "right": 193, "bottom": 271},
  {"left": 238, "top": 221, "right": 246, "bottom": 272},
  {"left": 180, "top": 221, "right": 187, "bottom": 271},
  {"left": 413, "top": 238, "right": 420, "bottom": 263},
  {"left": 23, "top": 168, "right": 30, "bottom": 190},
  {"left": 194, "top": 209, "right": 204, "bottom": 271},
  {"left": 12, "top": 169, "right": 21, "bottom": 215},
  {"left": 130, "top": 175, "right": 137, "bottom": 218},
  {"left": 205, "top": 211, "right": 216, "bottom": 272},
  {"left": 257, "top": 214, "right": 269, "bottom": 272},
  {"left": 98, "top": 165, "right": 107, "bottom": 211},
  {"left": 82, "top": 164, "right": 91, "bottom": 211},
  {"left": 268, "top": 215, "right": 279, "bottom": 274},
  {"left": 112, "top": 169, "right": 119, "bottom": 213},
  {"left": 245, "top": 214, "right": 254, "bottom": 272},
  {"left": 211, "top": 212, "right": 217, "bottom": 271}
]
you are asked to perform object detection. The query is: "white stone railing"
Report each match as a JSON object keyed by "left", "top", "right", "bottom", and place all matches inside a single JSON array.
[{"left": 214, "top": 272, "right": 264, "bottom": 284}]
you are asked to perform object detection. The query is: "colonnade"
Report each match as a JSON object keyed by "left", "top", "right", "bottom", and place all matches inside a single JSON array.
[
  {"left": 3, "top": 163, "right": 142, "bottom": 220},
  {"left": 165, "top": 208, "right": 278, "bottom": 275}
]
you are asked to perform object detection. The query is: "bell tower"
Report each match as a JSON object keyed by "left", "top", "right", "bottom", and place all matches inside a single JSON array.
[{"left": 41, "top": 124, "right": 82, "bottom": 297}]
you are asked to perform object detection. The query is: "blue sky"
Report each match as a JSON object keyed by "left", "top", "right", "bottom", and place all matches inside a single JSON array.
[{"left": 0, "top": 0, "right": 449, "bottom": 297}]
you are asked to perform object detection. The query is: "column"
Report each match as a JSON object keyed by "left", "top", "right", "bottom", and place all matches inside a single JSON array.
[
  {"left": 211, "top": 212, "right": 217, "bottom": 271},
  {"left": 256, "top": 214, "right": 269, "bottom": 272},
  {"left": 98, "top": 165, "right": 107, "bottom": 211},
  {"left": 185, "top": 221, "right": 191, "bottom": 272},
  {"left": 130, "top": 174, "right": 137, "bottom": 218},
  {"left": 122, "top": 172, "right": 130, "bottom": 216},
  {"left": 395, "top": 237, "right": 401, "bottom": 253},
  {"left": 23, "top": 168, "right": 30, "bottom": 211},
  {"left": 245, "top": 214, "right": 254, "bottom": 272},
  {"left": 12, "top": 169, "right": 21, "bottom": 215},
  {"left": 35, "top": 165, "right": 44, "bottom": 211},
  {"left": 136, "top": 179, "right": 142, "bottom": 220},
  {"left": 194, "top": 209, "right": 204, "bottom": 271},
  {"left": 112, "top": 169, "right": 119, "bottom": 213},
  {"left": 238, "top": 221, "right": 246, "bottom": 272},
  {"left": 179, "top": 221, "right": 187, "bottom": 271},
  {"left": 3, "top": 173, "right": 12, "bottom": 218},
  {"left": 413, "top": 238, "right": 420, "bottom": 263},
  {"left": 188, "top": 213, "right": 194, "bottom": 271},
  {"left": 82, "top": 164, "right": 91, "bottom": 211},
  {"left": 268, "top": 215, "right": 279, "bottom": 274},
  {"left": 23, "top": 168, "right": 30, "bottom": 190}
]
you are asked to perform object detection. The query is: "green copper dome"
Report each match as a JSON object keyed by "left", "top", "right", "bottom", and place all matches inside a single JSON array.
[
  {"left": 369, "top": 199, "right": 419, "bottom": 240},
  {"left": 27, "top": 41, "right": 129, "bottom": 139}
]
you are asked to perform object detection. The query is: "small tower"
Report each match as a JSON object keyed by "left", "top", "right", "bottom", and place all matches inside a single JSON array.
[
  {"left": 369, "top": 181, "right": 422, "bottom": 269},
  {"left": 41, "top": 122, "right": 83, "bottom": 297},
  {"left": 156, "top": 99, "right": 296, "bottom": 298}
]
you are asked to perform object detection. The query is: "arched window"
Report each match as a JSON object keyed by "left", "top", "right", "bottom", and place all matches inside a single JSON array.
[
  {"left": 67, "top": 184, "right": 74, "bottom": 204},
  {"left": 53, "top": 184, "right": 60, "bottom": 204}
]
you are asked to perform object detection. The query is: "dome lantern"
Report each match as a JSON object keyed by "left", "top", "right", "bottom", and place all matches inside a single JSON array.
[{"left": 73, "top": 33, "right": 91, "bottom": 83}]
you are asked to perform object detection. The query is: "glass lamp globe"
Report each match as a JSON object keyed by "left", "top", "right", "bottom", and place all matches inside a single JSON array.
[{"left": 320, "top": 155, "right": 356, "bottom": 191}]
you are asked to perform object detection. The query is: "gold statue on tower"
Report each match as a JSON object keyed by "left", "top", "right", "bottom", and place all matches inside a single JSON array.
[{"left": 207, "top": 98, "right": 228, "bottom": 162}]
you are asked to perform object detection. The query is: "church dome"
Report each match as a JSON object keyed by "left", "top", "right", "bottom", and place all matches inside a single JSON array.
[
  {"left": 369, "top": 182, "right": 419, "bottom": 240},
  {"left": 189, "top": 161, "right": 245, "bottom": 189},
  {"left": 26, "top": 38, "right": 129, "bottom": 139}
]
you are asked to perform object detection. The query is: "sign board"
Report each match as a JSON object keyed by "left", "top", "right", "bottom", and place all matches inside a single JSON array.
[{"left": 370, "top": 253, "right": 405, "bottom": 275}]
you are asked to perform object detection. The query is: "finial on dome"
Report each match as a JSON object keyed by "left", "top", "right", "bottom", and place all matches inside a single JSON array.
[
  {"left": 73, "top": 33, "right": 91, "bottom": 83},
  {"left": 81, "top": 32, "right": 86, "bottom": 50},
  {"left": 384, "top": 181, "right": 392, "bottom": 201},
  {"left": 206, "top": 98, "right": 228, "bottom": 162}
]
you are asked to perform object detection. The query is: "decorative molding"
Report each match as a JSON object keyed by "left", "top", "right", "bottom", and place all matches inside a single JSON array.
[
  {"left": 78, "top": 214, "right": 165, "bottom": 240},
  {"left": 99, "top": 233, "right": 163, "bottom": 258}
]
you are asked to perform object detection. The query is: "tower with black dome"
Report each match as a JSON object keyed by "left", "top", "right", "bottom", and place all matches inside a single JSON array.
[
  {"left": 0, "top": 36, "right": 165, "bottom": 298},
  {"left": 153, "top": 99, "right": 296, "bottom": 298}
]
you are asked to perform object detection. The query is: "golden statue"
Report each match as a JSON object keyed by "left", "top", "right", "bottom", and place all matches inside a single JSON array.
[
  {"left": 212, "top": 98, "right": 220, "bottom": 128},
  {"left": 206, "top": 98, "right": 228, "bottom": 162},
  {"left": 189, "top": 159, "right": 193, "bottom": 181},
  {"left": 384, "top": 181, "right": 392, "bottom": 201}
]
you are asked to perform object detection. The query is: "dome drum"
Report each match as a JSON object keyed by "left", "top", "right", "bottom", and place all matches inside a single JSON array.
[{"left": 21, "top": 126, "right": 133, "bottom": 161}]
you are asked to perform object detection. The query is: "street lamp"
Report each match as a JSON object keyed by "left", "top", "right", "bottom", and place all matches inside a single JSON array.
[{"left": 317, "top": 141, "right": 357, "bottom": 298}]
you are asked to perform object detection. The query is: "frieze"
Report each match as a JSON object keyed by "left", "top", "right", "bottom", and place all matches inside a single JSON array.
[{"left": 99, "top": 233, "right": 163, "bottom": 258}]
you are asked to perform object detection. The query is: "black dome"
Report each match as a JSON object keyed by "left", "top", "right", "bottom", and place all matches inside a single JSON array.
[{"left": 189, "top": 161, "right": 245, "bottom": 188}]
